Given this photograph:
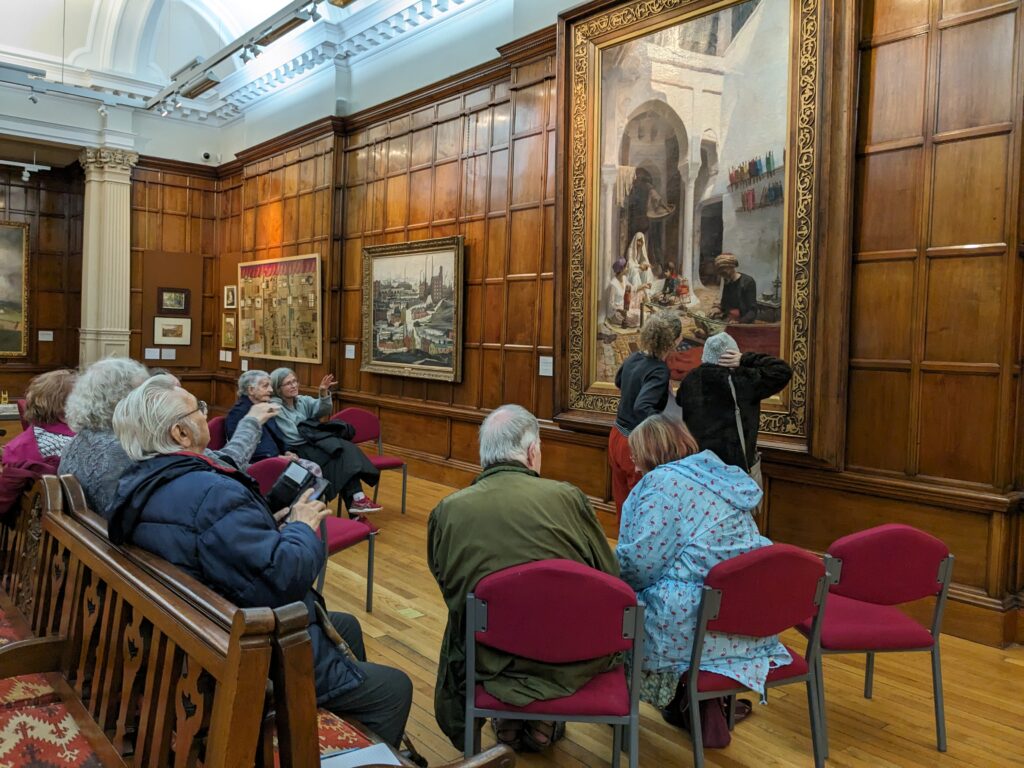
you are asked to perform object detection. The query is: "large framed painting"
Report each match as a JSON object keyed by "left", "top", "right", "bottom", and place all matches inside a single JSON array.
[
  {"left": 237, "top": 254, "right": 322, "bottom": 363},
  {"left": 0, "top": 222, "right": 28, "bottom": 357},
  {"left": 559, "top": 0, "right": 822, "bottom": 444},
  {"left": 361, "top": 236, "right": 464, "bottom": 383}
]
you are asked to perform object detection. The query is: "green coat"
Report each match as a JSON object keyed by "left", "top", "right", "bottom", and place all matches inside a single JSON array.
[{"left": 427, "top": 463, "right": 620, "bottom": 747}]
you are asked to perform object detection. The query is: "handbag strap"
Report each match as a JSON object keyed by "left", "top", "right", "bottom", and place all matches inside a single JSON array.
[{"left": 727, "top": 375, "right": 750, "bottom": 472}]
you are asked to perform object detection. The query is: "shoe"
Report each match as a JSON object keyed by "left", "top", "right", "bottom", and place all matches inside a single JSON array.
[{"left": 348, "top": 497, "right": 383, "bottom": 514}]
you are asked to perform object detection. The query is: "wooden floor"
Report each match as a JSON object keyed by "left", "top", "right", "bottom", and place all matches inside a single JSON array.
[{"left": 323, "top": 473, "right": 1023, "bottom": 768}]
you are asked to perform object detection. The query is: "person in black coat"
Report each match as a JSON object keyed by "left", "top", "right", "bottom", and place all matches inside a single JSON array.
[
  {"left": 676, "top": 333, "right": 792, "bottom": 478},
  {"left": 608, "top": 312, "right": 683, "bottom": 515},
  {"left": 226, "top": 369, "right": 294, "bottom": 462},
  {"left": 107, "top": 375, "right": 412, "bottom": 747}
]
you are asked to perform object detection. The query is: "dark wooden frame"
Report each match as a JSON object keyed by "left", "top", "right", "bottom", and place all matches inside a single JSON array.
[
  {"left": 0, "top": 220, "right": 29, "bottom": 357},
  {"left": 156, "top": 286, "right": 191, "bottom": 315},
  {"left": 361, "top": 235, "right": 466, "bottom": 384}
]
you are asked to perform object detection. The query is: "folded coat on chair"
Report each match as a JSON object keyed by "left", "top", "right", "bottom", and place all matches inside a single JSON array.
[{"left": 294, "top": 419, "right": 379, "bottom": 503}]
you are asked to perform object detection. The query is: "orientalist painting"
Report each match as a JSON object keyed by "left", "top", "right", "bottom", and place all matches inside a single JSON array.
[
  {"left": 563, "top": 0, "right": 820, "bottom": 440},
  {"left": 361, "top": 236, "right": 464, "bottom": 383},
  {"left": 0, "top": 222, "right": 28, "bottom": 356},
  {"left": 237, "top": 255, "right": 321, "bottom": 364}
]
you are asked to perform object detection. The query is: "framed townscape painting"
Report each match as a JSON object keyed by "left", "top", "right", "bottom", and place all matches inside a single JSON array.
[
  {"left": 361, "top": 236, "right": 464, "bottom": 383},
  {"left": 237, "top": 255, "right": 321, "bottom": 363},
  {"left": 560, "top": 0, "right": 823, "bottom": 442},
  {"left": 154, "top": 317, "right": 192, "bottom": 346},
  {"left": 0, "top": 222, "right": 29, "bottom": 356}
]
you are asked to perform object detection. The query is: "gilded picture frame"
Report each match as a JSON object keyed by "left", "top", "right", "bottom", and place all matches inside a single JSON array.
[
  {"left": 361, "top": 236, "right": 464, "bottom": 383},
  {"left": 560, "top": 0, "right": 820, "bottom": 443},
  {"left": 0, "top": 221, "right": 29, "bottom": 357}
]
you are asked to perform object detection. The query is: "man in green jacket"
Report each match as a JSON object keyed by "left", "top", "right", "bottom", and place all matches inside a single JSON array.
[{"left": 428, "top": 404, "right": 620, "bottom": 751}]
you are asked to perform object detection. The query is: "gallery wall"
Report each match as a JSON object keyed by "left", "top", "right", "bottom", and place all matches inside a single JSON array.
[{"left": 0, "top": 165, "right": 82, "bottom": 395}]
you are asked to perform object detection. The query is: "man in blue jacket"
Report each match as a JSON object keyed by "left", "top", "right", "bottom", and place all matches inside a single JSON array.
[{"left": 107, "top": 375, "right": 412, "bottom": 747}]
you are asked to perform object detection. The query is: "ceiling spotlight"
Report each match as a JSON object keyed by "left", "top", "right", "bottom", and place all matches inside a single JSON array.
[
  {"left": 21, "top": 169, "right": 30, "bottom": 182},
  {"left": 174, "top": 98, "right": 183, "bottom": 109},
  {"left": 309, "top": 4, "right": 321, "bottom": 21},
  {"left": 160, "top": 103, "right": 169, "bottom": 116},
  {"left": 239, "top": 46, "right": 252, "bottom": 63},
  {"left": 251, "top": 43, "right": 263, "bottom": 58}
]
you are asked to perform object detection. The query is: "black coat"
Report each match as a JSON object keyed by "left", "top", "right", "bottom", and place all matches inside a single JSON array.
[
  {"left": 676, "top": 353, "right": 792, "bottom": 469},
  {"left": 225, "top": 396, "right": 288, "bottom": 461},
  {"left": 614, "top": 351, "right": 671, "bottom": 434},
  {"left": 294, "top": 419, "right": 379, "bottom": 503}
]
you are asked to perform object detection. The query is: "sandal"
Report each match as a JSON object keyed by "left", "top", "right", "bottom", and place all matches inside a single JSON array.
[
  {"left": 490, "top": 718, "right": 524, "bottom": 751},
  {"left": 521, "top": 720, "right": 566, "bottom": 752}
]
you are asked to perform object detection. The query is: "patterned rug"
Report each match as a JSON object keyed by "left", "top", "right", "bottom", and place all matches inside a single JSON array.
[{"left": 0, "top": 702, "right": 102, "bottom": 767}]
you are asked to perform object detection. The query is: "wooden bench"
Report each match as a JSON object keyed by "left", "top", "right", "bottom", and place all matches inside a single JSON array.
[
  {"left": 55, "top": 474, "right": 515, "bottom": 768},
  {"left": 0, "top": 475, "right": 47, "bottom": 617},
  {"left": 0, "top": 475, "right": 276, "bottom": 766}
]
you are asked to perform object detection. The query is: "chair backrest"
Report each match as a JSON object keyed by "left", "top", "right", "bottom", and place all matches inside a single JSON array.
[
  {"left": 207, "top": 415, "right": 227, "bottom": 450},
  {"left": 703, "top": 543, "right": 826, "bottom": 638},
  {"left": 333, "top": 407, "right": 380, "bottom": 445},
  {"left": 247, "top": 456, "right": 291, "bottom": 495},
  {"left": 16, "top": 398, "right": 28, "bottom": 430},
  {"left": 827, "top": 524, "right": 950, "bottom": 605},
  {"left": 470, "top": 559, "right": 638, "bottom": 663}
]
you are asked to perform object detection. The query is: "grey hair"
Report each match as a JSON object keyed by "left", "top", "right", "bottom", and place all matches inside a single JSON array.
[
  {"left": 113, "top": 375, "right": 197, "bottom": 461},
  {"left": 479, "top": 404, "right": 540, "bottom": 468},
  {"left": 65, "top": 357, "right": 149, "bottom": 432},
  {"left": 270, "top": 367, "right": 296, "bottom": 397},
  {"left": 702, "top": 332, "right": 740, "bottom": 364},
  {"left": 238, "top": 369, "right": 270, "bottom": 397}
]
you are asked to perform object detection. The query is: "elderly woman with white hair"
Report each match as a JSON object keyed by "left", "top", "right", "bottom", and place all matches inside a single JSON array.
[
  {"left": 675, "top": 332, "right": 792, "bottom": 487},
  {"left": 106, "top": 375, "right": 413, "bottom": 748},
  {"left": 59, "top": 357, "right": 274, "bottom": 517},
  {"left": 269, "top": 367, "right": 381, "bottom": 515}
]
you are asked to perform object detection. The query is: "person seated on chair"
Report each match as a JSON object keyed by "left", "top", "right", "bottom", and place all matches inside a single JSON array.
[
  {"left": 269, "top": 367, "right": 381, "bottom": 515},
  {"left": 106, "top": 375, "right": 413, "bottom": 747},
  {"left": 0, "top": 369, "right": 77, "bottom": 519},
  {"left": 708, "top": 253, "right": 757, "bottom": 324},
  {"left": 60, "top": 357, "right": 274, "bottom": 518},
  {"left": 615, "top": 414, "right": 790, "bottom": 732},
  {"left": 428, "top": 404, "right": 620, "bottom": 752},
  {"left": 675, "top": 332, "right": 792, "bottom": 490}
]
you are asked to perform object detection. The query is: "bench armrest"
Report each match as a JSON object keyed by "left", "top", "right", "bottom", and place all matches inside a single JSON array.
[{"left": 0, "top": 636, "right": 66, "bottom": 677}]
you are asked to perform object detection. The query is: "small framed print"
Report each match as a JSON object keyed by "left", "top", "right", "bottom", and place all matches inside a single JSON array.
[
  {"left": 157, "top": 287, "right": 190, "bottom": 315},
  {"left": 221, "top": 313, "right": 237, "bottom": 349},
  {"left": 154, "top": 316, "right": 191, "bottom": 346},
  {"left": 224, "top": 284, "right": 238, "bottom": 309}
]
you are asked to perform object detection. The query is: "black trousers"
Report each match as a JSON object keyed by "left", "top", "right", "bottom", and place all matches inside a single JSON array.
[{"left": 321, "top": 612, "right": 413, "bottom": 748}]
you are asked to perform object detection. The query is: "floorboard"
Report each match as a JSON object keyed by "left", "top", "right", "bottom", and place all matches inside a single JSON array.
[{"left": 321, "top": 474, "right": 1024, "bottom": 767}]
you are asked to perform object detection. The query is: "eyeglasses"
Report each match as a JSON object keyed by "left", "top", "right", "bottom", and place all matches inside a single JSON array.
[{"left": 177, "top": 400, "right": 208, "bottom": 421}]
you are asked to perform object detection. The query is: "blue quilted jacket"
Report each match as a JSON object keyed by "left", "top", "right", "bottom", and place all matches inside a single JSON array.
[{"left": 107, "top": 452, "right": 365, "bottom": 702}]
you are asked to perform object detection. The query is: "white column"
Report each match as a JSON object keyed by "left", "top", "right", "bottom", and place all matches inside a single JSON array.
[
  {"left": 78, "top": 147, "right": 138, "bottom": 365},
  {"left": 678, "top": 163, "right": 697, "bottom": 289},
  {"left": 601, "top": 164, "right": 619, "bottom": 269}
]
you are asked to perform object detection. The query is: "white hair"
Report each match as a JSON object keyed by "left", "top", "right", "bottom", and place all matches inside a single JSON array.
[
  {"left": 65, "top": 357, "right": 149, "bottom": 432},
  {"left": 479, "top": 404, "right": 540, "bottom": 468},
  {"left": 113, "top": 375, "right": 197, "bottom": 461},
  {"left": 238, "top": 369, "right": 270, "bottom": 397}
]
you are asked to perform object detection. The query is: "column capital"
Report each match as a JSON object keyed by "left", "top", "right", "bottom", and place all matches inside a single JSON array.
[{"left": 79, "top": 147, "right": 139, "bottom": 173}]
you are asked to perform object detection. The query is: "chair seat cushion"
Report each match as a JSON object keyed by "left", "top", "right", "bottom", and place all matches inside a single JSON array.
[
  {"left": 370, "top": 455, "right": 404, "bottom": 470},
  {"left": 0, "top": 702, "right": 103, "bottom": 766},
  {"left": 474, "top": 667, "right": 630, "bottom": 717},
  {"left": 322, "top": 517, "right": 373, "bottom": 552},
  {"left": 0, "top": 674, "right": 59, "bottom": 709},
  {"left": 796, "top": 594, "right": 935, "bottom": 651},
  {"left": 271, "top": 709, "right": 373, "bottom": 767},
  {"left": 686, "top": 645, "right": 808, "bottom": 693}
]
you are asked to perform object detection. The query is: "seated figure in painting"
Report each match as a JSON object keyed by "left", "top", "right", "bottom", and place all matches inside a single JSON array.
[
  {"left": 0, "top": 369, "right": 77, "bottom": 519},
  {"left": 616, "top": 414, "right": 791, "bottom": 731},
  {"left": 107, "top": 375, "right": 412, "bottom": 748},
  {"left": 428, "top": 404, "right": 619, "bottom": 752},
  {"left": 709, "top": 253, "right": 758, "bottom": 324},
  {"left": 269, "top": 367, "right": 382, "bottom": 514},
  {"left": 60, "top": 357, "right": 272, "bottom": 517}
]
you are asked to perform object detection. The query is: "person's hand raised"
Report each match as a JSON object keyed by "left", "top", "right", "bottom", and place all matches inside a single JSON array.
[
  {"left": 719, "top": 349, "right": 742, "bottom": 369},
  {"left": 288, "top": 488, "right": 329, "bottom": 532},
  {"left": 246, "top": 402, "right": 280, "bottom": 425},
  {"left": 318, "top": 374, "right": 337, "bottom": 392}
]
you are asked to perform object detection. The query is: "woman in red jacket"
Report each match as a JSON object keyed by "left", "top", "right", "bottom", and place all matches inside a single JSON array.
[{"left": 0, "top": 369, "right": 77, "bottom": 518}]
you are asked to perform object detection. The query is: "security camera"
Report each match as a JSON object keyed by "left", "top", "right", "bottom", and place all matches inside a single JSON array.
[
  {"left": 21, "top": 170, "right": 30, "bottom": 182},
  {"left": 201, "top": 151, "right": 212, "bottom": 162}
]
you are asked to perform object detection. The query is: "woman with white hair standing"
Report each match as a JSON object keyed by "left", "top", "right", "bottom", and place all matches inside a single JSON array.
[
  {"left": 675, "top": 332, "right": 792, "bottom": 489},
  {"left": 59, "top": 357, "right": 275, "bottom": 516}
]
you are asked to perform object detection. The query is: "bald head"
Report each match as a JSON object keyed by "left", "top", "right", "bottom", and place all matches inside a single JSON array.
[{"left": 479, "top": 404, "right": 541, "bottom": 470}]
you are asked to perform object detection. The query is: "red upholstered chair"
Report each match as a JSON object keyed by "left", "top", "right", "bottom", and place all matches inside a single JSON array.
[
  {"left": 16, "top": 399, "right": 28, "bottom": 431},
  {"left": 464, "top": 559, "right": 643, "bottom": 768},
  {"left": 332, "top": 407, "right": 407, "bottom": 514},
  {"left": 207, "top": 415, "right": 227, "bottom": 450},
  {"left": 688, "top": 544, "right": 831, "bottom": 768},
  {"left": 246, "top": 458, "right": 377, "bottom": 612},
  {"left": 797, "top": 524, "right": 953, "bottom": 754}
]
